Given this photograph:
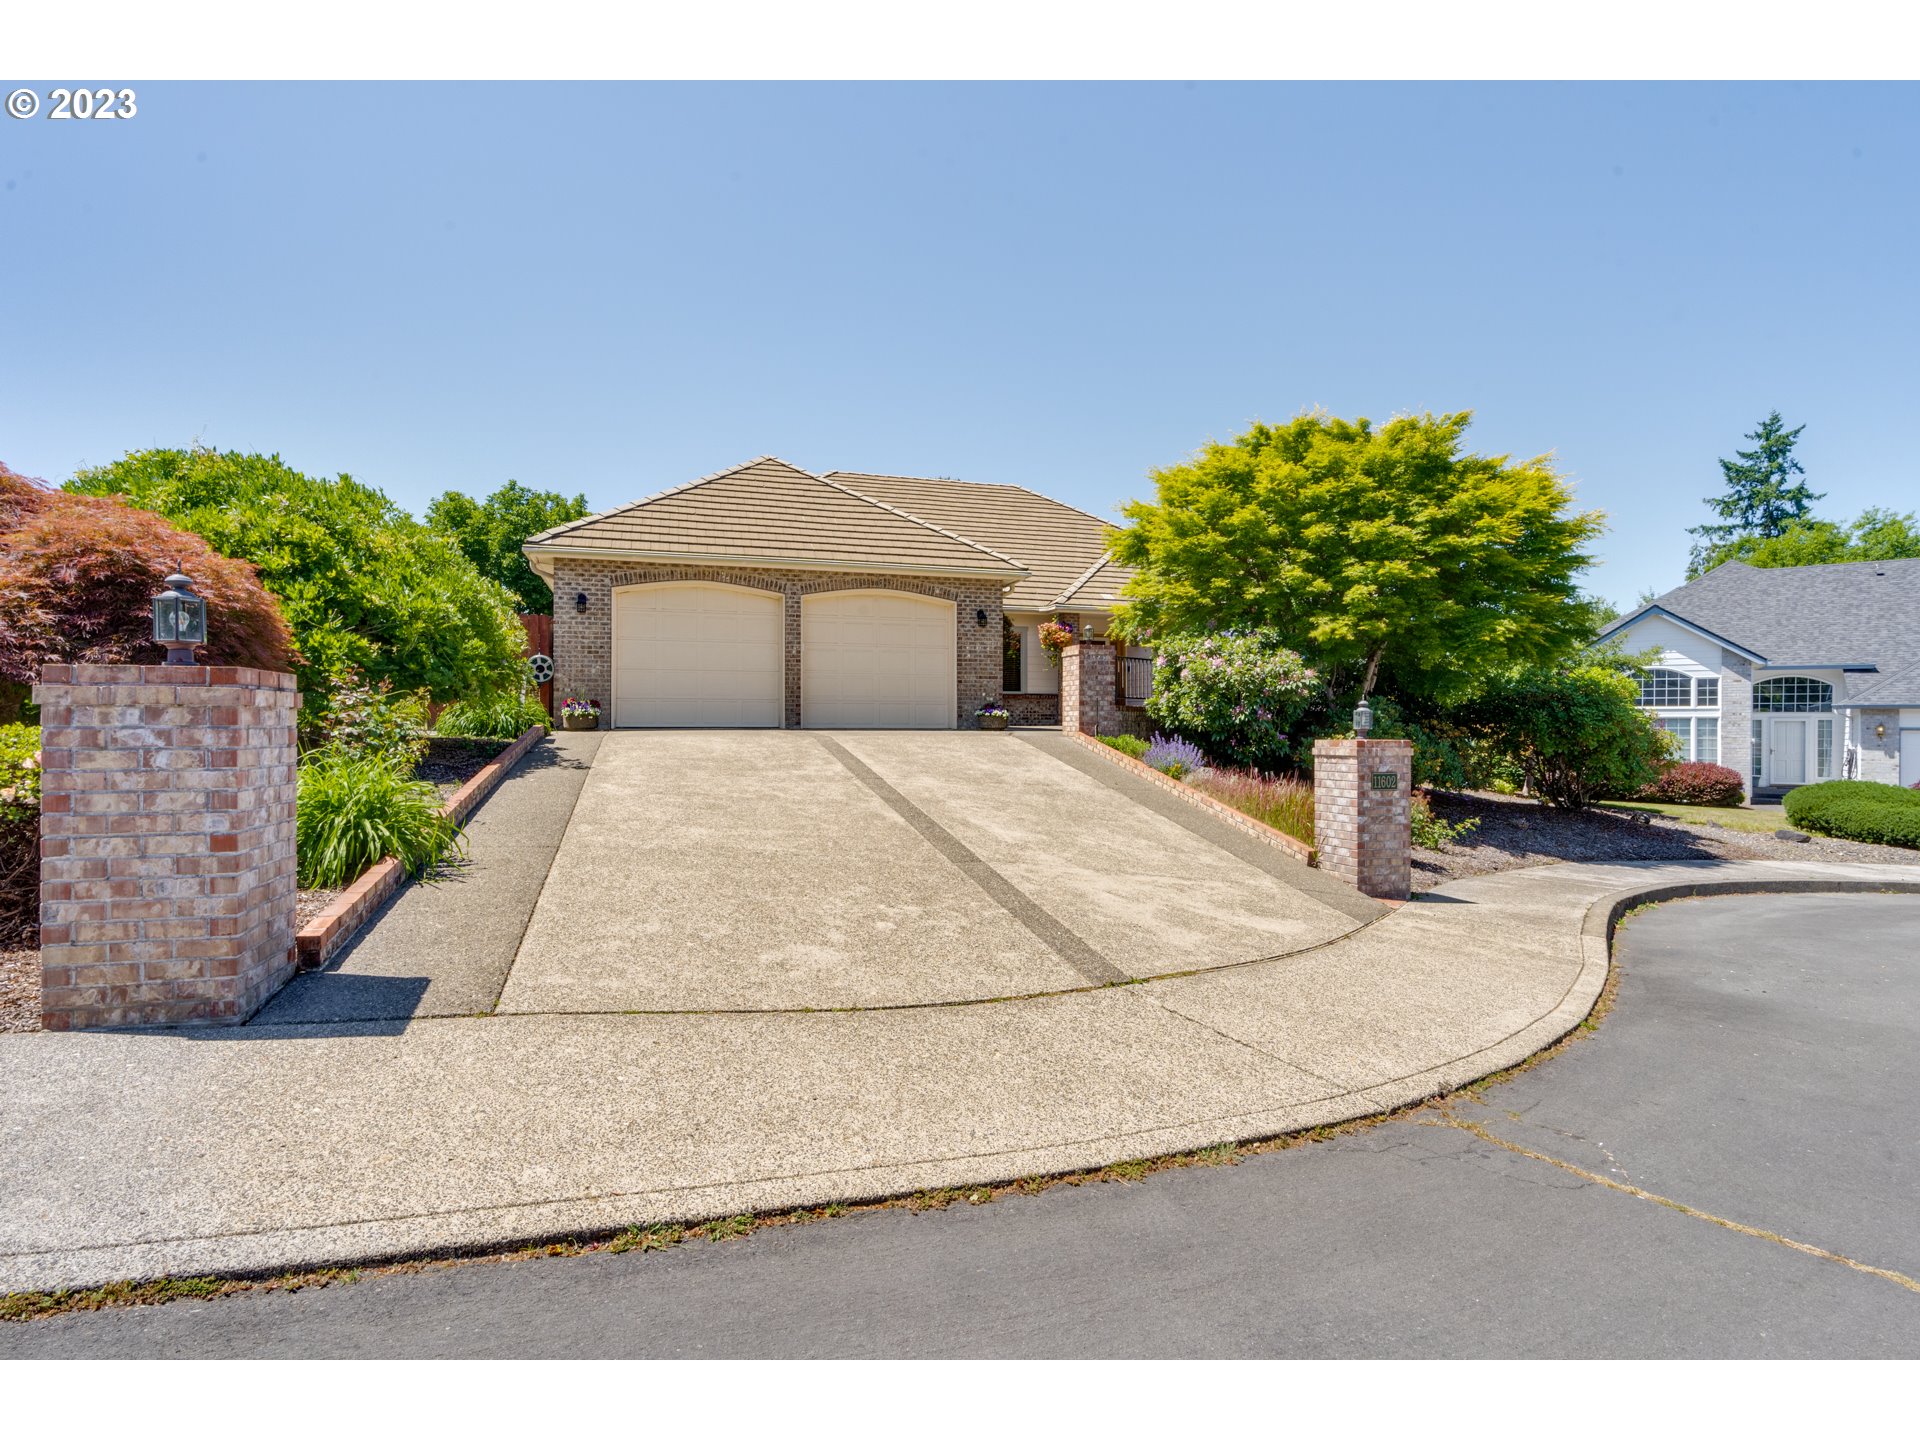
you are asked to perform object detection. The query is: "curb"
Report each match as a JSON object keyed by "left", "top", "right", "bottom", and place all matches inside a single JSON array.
[
  {"left": 1065, "top": 729, "right": 1317, "bottom": 865},
  {"left": 293, "top": 725, "right": 548, "bottom": 971}
]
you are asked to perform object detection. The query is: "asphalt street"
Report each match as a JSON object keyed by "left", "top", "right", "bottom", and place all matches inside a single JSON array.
[{"left": 6, "top": 892, "right": 1918, "bottom": 1358}]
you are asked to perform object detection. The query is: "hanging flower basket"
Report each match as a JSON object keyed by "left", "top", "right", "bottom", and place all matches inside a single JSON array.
[{"left": 1038, "top": 619, "right": 1077, "bottom": 664}]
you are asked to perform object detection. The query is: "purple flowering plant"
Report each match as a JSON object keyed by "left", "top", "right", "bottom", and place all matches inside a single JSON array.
[{"left": 1142, "top": 732, "right": 1207, "bottom": 779}]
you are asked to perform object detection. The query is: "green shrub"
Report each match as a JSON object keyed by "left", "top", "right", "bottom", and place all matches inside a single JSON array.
[
  {"left": 1304, "top": 694, "right": 1475, "bottom": 791},
  {"left": 1098, "top": 734, "right": 1150, "bottom": 760},
  {"left": 1783, "top": 780, "right": 1920, "bottom": 849},
  {"left": 296, "top": 754, "right": 464, "bottom": 889},
  {"left": 0, "top": 723, "right": 40, "bottom": 943},
  {"left": 1454, "top": 662, "right": 1675, "bottom": 810},
  {"left": 311, "top": 670, "right": 431, "bottom": 767},
  {"left": 1412, "top": 794, "right": 1479, "bottom": 850},
  {"left": 434, "top": 692, "right": 552, "bottom": 741},
  {"left": 1145, "top": 629, "right": 1318, "bottom": 770},
  {"left": 69, "top": 447, "right": 526, "bottom": 706}
]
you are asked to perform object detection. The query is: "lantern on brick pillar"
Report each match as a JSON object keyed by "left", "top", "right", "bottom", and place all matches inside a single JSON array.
[{"left": 152, "top": 566, "right": 207, "bottom": 665}]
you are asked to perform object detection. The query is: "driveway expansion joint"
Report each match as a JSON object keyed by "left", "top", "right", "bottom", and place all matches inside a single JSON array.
[{"left": 812, "top": 734, "right": 1128, "bottom": 986}]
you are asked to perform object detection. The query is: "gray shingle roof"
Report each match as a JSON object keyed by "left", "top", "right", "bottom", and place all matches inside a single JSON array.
[{"left": 1601, "top": 558, "right": 1920, "bottom": 697}]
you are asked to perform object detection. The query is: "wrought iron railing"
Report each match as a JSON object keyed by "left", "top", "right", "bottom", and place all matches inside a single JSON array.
[{"left": 1123, "top": 655, "right": 1153, "bottom": 705}]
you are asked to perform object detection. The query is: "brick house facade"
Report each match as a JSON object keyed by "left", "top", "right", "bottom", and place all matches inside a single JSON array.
[
  {"left": 526, "top": 456, "right": 1149, "bottom": 733},
  {"left": 549, "top": 558, "right": 1009, "bottom": 730}
]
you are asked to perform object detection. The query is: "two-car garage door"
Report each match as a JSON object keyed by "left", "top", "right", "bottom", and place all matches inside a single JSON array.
[{"left": 611, "top": 583, "right": 955, "bottom": 729}]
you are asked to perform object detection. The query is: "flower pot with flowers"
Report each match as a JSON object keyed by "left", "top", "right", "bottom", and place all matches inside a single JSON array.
[
  {"left": 975, "top": 700, "right": 1010, "bottom": 731},
  {"left": 559, "top": 697, "right": 601, "bottom": 731}
]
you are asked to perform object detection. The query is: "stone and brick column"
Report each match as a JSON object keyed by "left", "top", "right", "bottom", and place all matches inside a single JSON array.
[
  {"left": 33, "top": 664, "right": 301, "bottom": 1030},
  {"left": 1060, "top": 642, "right": 1119, "bottom": 736},
  {"left": 1312, "top": 736, "right": 1413, "bottom": 900}
]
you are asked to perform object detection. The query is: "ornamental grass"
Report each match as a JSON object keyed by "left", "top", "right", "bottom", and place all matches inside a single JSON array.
[
  {"left": 296, "top": 753, "right": 465, "bottom": 889},
  {"left": 1188, "top": 767, "right": 1315, "bottom": 847}
]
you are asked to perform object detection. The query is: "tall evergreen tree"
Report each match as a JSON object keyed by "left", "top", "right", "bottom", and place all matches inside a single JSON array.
[{"left": 1686, "top": 411, "right": 1822, "bottom": 576}]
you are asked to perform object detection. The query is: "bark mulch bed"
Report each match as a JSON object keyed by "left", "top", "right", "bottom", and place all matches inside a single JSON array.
[
  {"left": 416, "top": 736, "right": 511, "bottom": 803},
  {"left": 1413, "top": 789, "right": 1920, "bottom": 893},
  {"left": 0, "top": 945, "right": 37, "bottom": 1034}
]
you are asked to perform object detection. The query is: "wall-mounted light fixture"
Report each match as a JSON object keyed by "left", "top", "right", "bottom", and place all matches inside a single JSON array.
[
  {"left": 575, "top": 592, "right": 589, "bottom": 615},
  {"left": 1875, "top": 722, "right": 1887, "bottom": 740},
  {"left": 975, "top": 608, "right": 988, "bottom": 627}
]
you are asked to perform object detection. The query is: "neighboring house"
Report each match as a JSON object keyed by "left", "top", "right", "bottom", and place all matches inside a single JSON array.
[
  {"left": 521, "top": 455, "right": 1148, "bottom": 729},
  {"left": 1598, "top": 558, "right": 1920, "bottom": 794}
]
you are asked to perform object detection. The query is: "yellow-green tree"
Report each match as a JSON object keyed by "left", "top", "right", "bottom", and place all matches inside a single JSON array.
[{"left": 1109, "top": 411, "right": 1605, "bottom": 705}]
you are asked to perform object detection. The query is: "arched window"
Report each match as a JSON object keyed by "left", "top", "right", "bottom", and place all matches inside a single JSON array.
[
  {"left": 1636, "top": 668, "right": 1692, "bottom": 707},
  {"left": 1753, "top": 676, "right": 1833, "bottom": 713}
]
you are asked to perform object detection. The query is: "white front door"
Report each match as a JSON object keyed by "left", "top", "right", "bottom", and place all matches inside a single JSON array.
[
  {"left": 1770, "top": 718, "right": 1808, "bottom": 786},
  {"left": 1902, "top": 730, "right": 1920, "bottom": 789},
  {"left": 800, "top": 591, "right": 956, "bottom": 729}
]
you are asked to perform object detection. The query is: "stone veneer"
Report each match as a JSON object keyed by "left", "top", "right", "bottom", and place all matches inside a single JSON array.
[
  {"left": 548, "top": 558, "right": 1007, "bottom": 729},
  {"left": 1312, "top": 737, "right": 1413, "bottom": 900},
  {"left": 33, "top": 664, "right": 300, "bottom": 1030},
  {"left": 1855, "top": 709, "right": 1903, "bottom": 784},
  {"left": 1718, "top": 653, "right": 1754, "bottom": 790}
]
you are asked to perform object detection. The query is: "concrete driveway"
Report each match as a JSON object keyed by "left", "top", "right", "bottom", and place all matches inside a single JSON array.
[{"left": 495, "top": 729, "right": 1377, "bottom": 1013}]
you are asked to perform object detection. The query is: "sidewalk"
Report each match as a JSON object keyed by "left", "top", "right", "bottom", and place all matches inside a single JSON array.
[{"left": 2, "top": 858, "right": 1915, "bottom": 1293}]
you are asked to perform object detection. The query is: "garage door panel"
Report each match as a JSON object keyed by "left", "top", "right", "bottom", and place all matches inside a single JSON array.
[
  {"left": 614, "top": 584, "right": 783, "bottom": 728},
  {"left": 802, "top": 592, "right": 956, "bottom": 730}
]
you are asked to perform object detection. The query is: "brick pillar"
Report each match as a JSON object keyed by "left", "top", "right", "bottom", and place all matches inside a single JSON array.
[
  {"left": 1312, "top": 737, "right": 1413, "bottom": 900},
  {"left": 33, "top": 664, "right": 301, "bottom": 1030},
  {"left": 1060, "top": 642, "right": 1119, "bottom": 735}
]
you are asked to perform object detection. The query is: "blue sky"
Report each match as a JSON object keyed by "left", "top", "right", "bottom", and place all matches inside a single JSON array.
[{"left": 2, "top": 81, "right": 1914, "bottom": 607}]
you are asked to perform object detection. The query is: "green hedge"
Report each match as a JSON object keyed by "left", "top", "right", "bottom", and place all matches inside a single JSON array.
[{"left": 1782, "top": 780, "right": 1920, "bottom": 849}]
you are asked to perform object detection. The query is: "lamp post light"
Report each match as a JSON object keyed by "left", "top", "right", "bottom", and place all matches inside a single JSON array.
[
  {"left": 1353, "top": 698, "right": 1374, "bottom": 738},
  {"left": 152, "top": 566, "right": 207, "bottom": 666}
]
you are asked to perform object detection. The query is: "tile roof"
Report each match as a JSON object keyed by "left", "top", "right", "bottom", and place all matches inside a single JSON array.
[
  {"left": 823, "top": 470, "right": 1133, "bottom": 611},
  {"left": 523, "top": 456, "right": 1027, "bottom": 579},
  {"left": 1602, "top": 557, "right": 1920, "bottom": 695}
]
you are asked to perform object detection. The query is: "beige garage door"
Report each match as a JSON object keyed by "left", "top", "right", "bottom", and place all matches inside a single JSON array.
[
  {"left": 801, "top": 591, "right": 956, "bottom": 729},
  {"left": 612, "top": 583, "right": 783, "bottom": 728}
]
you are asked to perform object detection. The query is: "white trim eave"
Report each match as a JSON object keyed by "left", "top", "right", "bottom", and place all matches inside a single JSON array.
[
  {"left": 1598, "top": 605, "right": 1768, "bottom": 665},
  {"left": 523, "top": 542, "right": 1028, "bottom": 582}
]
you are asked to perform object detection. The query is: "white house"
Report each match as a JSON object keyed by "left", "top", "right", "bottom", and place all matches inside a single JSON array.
[{"left": 1598, "top": 558, "right": 1920, "bottom": 795}]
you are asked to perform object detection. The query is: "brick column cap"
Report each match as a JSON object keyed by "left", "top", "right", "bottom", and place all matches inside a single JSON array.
[
  {"left": 1312, "top": 736, "right": 1414, "bottom": 756},
  {"left": 36, "top": 663, "right": 298, "bottom": 690}
]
